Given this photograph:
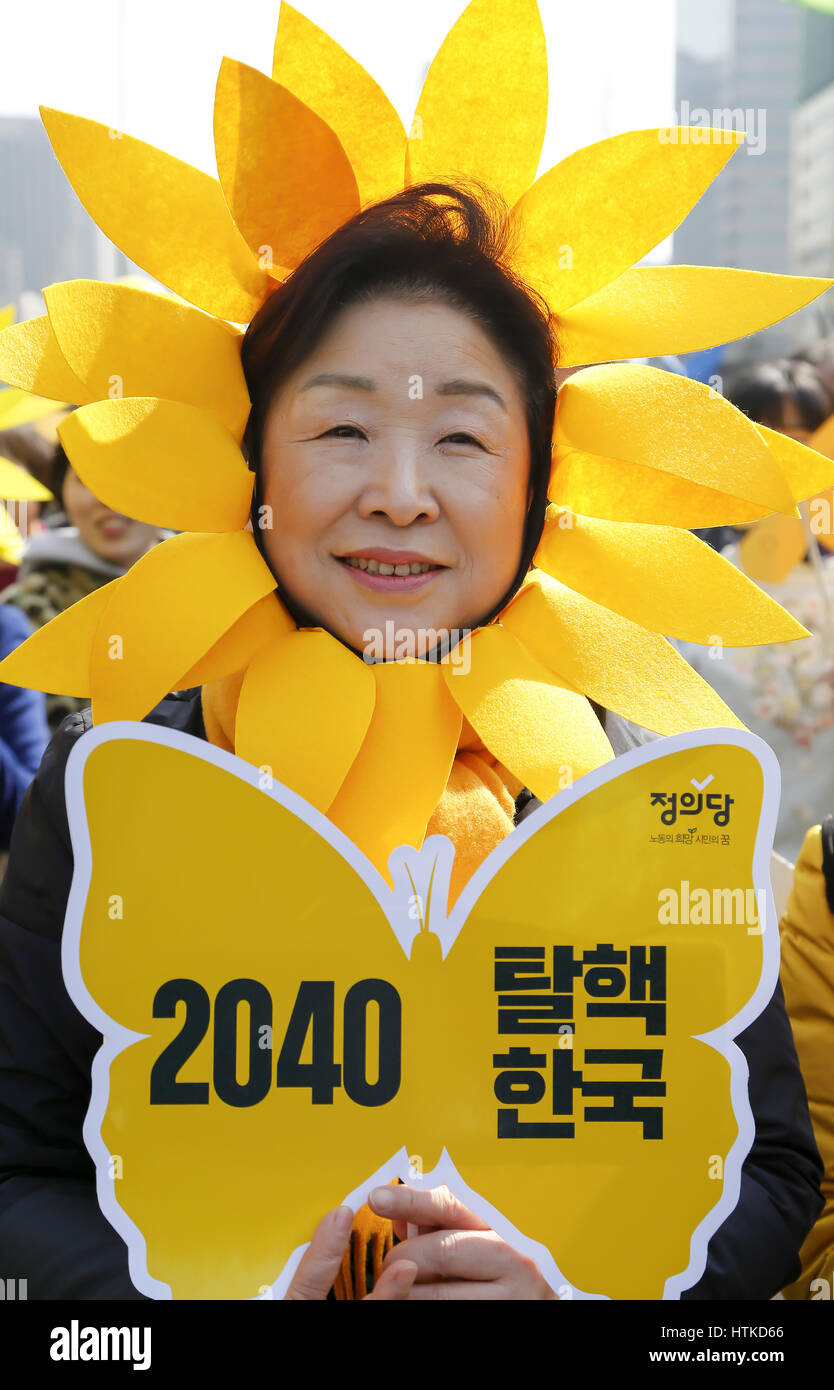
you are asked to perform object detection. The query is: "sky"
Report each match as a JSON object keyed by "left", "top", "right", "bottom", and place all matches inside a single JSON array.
[{"left": 0, "top": 0, "right": 677, "bottom": 177}]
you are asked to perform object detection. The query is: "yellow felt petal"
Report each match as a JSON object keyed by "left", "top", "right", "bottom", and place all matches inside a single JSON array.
[
  {"left": 811, "top": 412, "right": 834, "bottom": 459},
  {"left": 557, "top": 266, "right": 834, "bottom": 366},
  {"left": 235, "top": 629, "right": 375, "bottom": 810},
  {"left": 214, "top": 60, "right": 360, "bottom": 271},
  {"left": 756, "top": 423, "right": 834, "bottom": 503},
  {"left": 502, "top": 573, "right": 745, "bottom": 735},
  {"left": 44, "top": 282, "right": 249, "bottom": 440},
  {"left": 272, "top": 2, "right": 405, "bottom": 206},
  {"left": 738, "top": 515, "right": 807, "bottom": 583},
  {"left": 512, "top": 128, "right": 743, "bottom": 314},
  {"left": 329, "top": 661, "right": 461, "bottom": 876},
  {"left": 555, "top": 365, "right": 797, "bottom": 516},
  {"left": 406, "top": 0, "right": 547, "bottom": 208},
  {"left": 175, "top": 593, "right": 294, "bottom": 688},
  {"left": 0, "top": 305, "right": 13, "bottom": 332},
  {"left": 89, "top": 532, "right": 276, "bottom": 722},
  {"left": 535, "top": 508, "right": 807, "bottom": 645},
  {"left": 59, "top": 399, "right": 253, "bottom": 533},
  {"left": 0, "top": 315, "right": 89, "bottom": 403},
  {"left": 444, "top": 626, "right": 613, "bottom": 799},
  {"left": 0, "top": 457, "right": 52, "bottom": 500},
  {"left": 40, "top": 107, "right": 268, "bottom": 322},
  {"left": 0, "top": 580, "right": 115, "bottom": 695},
  {"left": 0, "top": 387, "right": 73, "bottom": 429},
  {"left": 550, "top": 447, "right": 770, "bottom": 527}
]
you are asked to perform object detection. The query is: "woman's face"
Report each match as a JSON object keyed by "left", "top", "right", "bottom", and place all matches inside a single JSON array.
[
  {"left": 259, "top": 297, "right": 532, "bottom": 657},
  {"left": 62, "top": 465, "right": 159, "bottom": 568}
]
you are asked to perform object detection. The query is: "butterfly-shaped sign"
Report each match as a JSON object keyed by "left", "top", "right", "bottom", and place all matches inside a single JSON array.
[{"left": 61, "top": 723, "right": 780, "bottom": 1300}]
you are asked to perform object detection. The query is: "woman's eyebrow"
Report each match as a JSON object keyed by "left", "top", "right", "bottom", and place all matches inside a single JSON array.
[
  {"left": 436, "top": 378, "right": 507, "bottom": 412},
  {"left": 297, "top": 372, "right": 507, "bottom": 412},
  {"left": 300, "top": 372, "right": 375, "bottom": 392}
]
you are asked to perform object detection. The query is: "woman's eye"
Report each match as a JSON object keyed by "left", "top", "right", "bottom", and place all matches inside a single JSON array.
[
  {"left": 318, "top": 425, "right": 367, "bottom": 440},
  {"left": 440, "top": 432, "right": 484, "bottom": 448}
]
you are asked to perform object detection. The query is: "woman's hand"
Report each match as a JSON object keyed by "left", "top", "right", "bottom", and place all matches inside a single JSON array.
[
  {"left": 284, "top": 1205, "right": 418, "bottom": 1300},
  {"left": 367, "top": 1184, "right": 558, "bottom": 1300}
]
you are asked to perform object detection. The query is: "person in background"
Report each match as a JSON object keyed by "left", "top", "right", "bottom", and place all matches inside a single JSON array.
[
  {"left": 0, "top": 604, "right": 48, "bottom": 852},
  {"left": 793, "top": 339, "right": 834, "bottom": 406},
  {"left": 728, "top": 357, "right": 833, "bottom": 444},
  {"left": 0, "top": 422, "right": 56, "bottom": 592},
  {"left": 778, "top": 812, "right": 834, "bottom": 1298},
  {"left": 697, "top": 358, "right": 834, "bottom": 554},
  {"left": 1, "top": 442, "right": 164, "bottom": 732},
  {"left": 0, "top": 421, "right": 57, "bottom": 501},
  {"left": 684, "top": 358, "right": 834, "bottom": 861}
]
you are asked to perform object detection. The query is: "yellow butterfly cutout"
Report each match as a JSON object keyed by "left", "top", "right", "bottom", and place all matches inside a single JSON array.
[{"left": 63, "top": 724, "right": 780, "bottom": 1300}]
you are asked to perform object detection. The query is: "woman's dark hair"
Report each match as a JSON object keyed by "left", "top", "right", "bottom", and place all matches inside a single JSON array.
[
  {"left": 792, "top": 339, "right": 834, "bottom": 403},
  {"left": 724, "top": 358, "right": 833, "bottom": 434},
  {"left": 240, "top": 182, "right": 558, "bottom": 631},
  {"left": 49, "top": 441, "right": 70, "bottom": 499}
]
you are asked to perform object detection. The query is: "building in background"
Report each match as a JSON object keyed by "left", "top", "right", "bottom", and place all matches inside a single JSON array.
[
  {"left": 675, "top": 0, "right": 802, "bottom": 275},
  {"left": 789, "top": 10, "right": 834, "bottom": 282},
  {"left": 0, "top": 116, "right": 127, "bottom": 315},
  {"left": 674, "top": 13, "right": 732, "bottom": 278},
  {"left": 676, "top": 0, "right": 834, "bottom": 359}
]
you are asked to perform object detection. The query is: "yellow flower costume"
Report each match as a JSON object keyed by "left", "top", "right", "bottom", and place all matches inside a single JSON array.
[{"left": 1, "top": 0, "right": 834, "bottom": 888}]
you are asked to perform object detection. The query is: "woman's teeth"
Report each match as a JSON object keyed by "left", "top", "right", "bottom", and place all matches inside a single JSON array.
[{"left": 343, "top": 557, "right": 436, "bottom": 575}]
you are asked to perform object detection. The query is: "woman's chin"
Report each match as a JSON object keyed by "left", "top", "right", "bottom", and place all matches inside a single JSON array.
[
  {"left": 339, "top": 609, "right": 473, "bottom": 663},
  {"left": 88, "top": 536, "right": 152, "bottom": 570}
]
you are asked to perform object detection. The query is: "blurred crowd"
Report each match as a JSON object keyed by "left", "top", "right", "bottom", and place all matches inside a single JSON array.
[
  {"left": 687, "top": 342, "right": 834, "bottom": 863},
  {"left": 0, "top": 415, "right": 165, "bottom": 853}
]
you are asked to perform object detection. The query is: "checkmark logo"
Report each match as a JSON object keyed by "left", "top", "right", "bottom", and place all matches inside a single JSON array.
[{"left": 691, "top": 775, "right": 715, "bottom": 792}]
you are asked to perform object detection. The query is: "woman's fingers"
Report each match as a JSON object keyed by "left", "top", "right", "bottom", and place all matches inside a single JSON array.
[
  {"left": 368, "top": 1183, "right": 491, "bottom": 1232},
  {"left": 363, "top": 1259, "right": 419, "bottom": 1301},
  {"left": 284, "top": 1205, "right": 353, "bottom": 1300},
  {"left": 383, "top": 1228, "right": 517, "bottom": 1284},
  {"left": 394, "top": 1279, "right": 510, "bottom": 1301},
  {"left": 382, "top": 1230, "right": 559, "bottom": 1299}
]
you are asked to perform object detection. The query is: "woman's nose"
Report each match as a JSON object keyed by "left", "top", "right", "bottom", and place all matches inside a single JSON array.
[{"left": 356, "top": 445, "right": 440, "bottom": 526}]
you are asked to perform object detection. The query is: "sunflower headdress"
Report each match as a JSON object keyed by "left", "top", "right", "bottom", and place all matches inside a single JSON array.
[{"left": 1, "top": 0, "right": 833, "bottom": 878}]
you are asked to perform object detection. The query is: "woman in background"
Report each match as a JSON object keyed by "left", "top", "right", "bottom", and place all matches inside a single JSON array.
[{"left": 1, "top": 442, "right": 163, "bottom": 731}]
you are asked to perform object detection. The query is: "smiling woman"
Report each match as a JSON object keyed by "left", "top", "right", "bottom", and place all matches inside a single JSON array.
[{"left": 242, "top": 184, "right": 549, "bottom": 658}]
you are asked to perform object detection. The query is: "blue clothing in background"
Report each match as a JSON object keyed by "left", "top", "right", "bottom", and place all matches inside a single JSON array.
[{"left": 0, "top": 605, "right": 49, "bottom": 850}]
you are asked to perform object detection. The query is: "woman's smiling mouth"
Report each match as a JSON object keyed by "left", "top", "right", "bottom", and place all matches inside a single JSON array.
[{"left": 335, "top": 548, "right": 447, "bottom": 591}]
